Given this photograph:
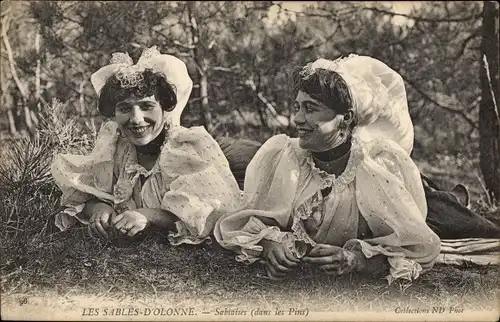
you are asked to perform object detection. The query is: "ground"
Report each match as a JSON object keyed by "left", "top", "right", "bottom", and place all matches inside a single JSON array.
[
  {"left": 0, "top": 134, "right": 499, "bottom": 321},
  {"left": 1, "top": 229, "right": 499, "bottom": 321}
]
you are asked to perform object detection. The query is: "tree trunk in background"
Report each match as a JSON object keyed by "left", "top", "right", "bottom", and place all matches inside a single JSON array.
[
  {"left": 7, "top": 108, "right": 18, "bottom": 136},
  {"left": 187, "top": 2, "right": 212, "bottom": 131},
  {"left": 480, "top": 1, "right": 500, "bottom": 201}
]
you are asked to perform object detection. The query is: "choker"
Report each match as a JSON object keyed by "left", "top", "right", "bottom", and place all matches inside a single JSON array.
[
  {"left": 312, "top": 147, "right": 351, "bottom": 176},
  {"left": 312, "top": 149, "right": 350, "bottom": 166},
  {"left": 136, "top": 129, "right": 166, "bottom": 155},
  {"left": 312, "top": 139, "right": 352, "bottom": 163}
]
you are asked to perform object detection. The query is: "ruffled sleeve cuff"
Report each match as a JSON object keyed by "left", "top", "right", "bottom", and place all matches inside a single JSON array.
[
  {"left": 55, "top": 203, "right": 87, "bottom": 231},
  {"left": 219, "top": 216, "right": 311, "bottom": 264},
  {"left": 161, "top": 191, "right": 220, "bottom": 243},
  {"left": 168, "top": 221, "right": 212, "bottom": 246},
  {"left": 51, "top": 120, "right": 119, "bottom": 231},
  {"left": 344, "top": 239, "right": 424, "bottom": 284}
]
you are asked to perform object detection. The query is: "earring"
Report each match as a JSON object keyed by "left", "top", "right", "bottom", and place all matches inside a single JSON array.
[{"left": 343, "top": 110, "right": 354, "bottom": 125}]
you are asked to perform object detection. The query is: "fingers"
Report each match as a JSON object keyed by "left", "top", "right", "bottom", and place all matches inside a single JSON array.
[
  {"left": 117, "top": 221, "right": 136, "bottom": 235},
  {"left": 111, "top": 213, "right": 124, "bottom": 225},
  {"left": 113, "top": 217, "right": 126, "bottom": 231},
  {"left": 283, "top": 248, "right": 301, "bottom": 263},
  {"left": 100, "top": 212, "right": 111, "bottom": 230},
  {"left": 268, "top": 250, "right": 293, "bottom": 273},
  {"left": 87, "top": 224, "right": 97, "bottom": 239},
  {"left": 319, "top": 263, "right": 347, "bottom": 276},
  {"left": 276, "top": 249, "right": 299, "bottom": 268},
  {"left": 90, "top": 221, "right": 99, "bottom": 237},
  {"left": 116, "top": 218, "right": 138, "bottom": 235},
  {"left": 303, "top": 255, "right": 341, "bottom": 265},
  {"left": 94, "top": 220, "right": 109, "bottom": 238},
  {"left": 265, "top": 263, "right": 286, "bottom": 280},
  {"left": 308, "top": 244, "right": 342, "bottom": 257},
  {"left": 127, "top": 226, "right": 142, "bottom": 237}
]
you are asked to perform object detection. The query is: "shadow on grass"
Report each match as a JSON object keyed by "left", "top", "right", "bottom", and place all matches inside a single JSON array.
[{"left": 1, "top": 228, "right": 499, "bottom": 313}]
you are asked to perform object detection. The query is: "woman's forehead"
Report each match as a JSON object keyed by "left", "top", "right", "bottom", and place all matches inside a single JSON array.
[
  {"left": 117, "top": 95, "right": 157, "bottom": 105},
  {"left": 295, "top": 90, "right": 323, "bottom": 104}
]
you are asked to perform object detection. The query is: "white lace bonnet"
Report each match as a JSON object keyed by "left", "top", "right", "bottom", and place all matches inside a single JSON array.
[
  {"left": 305, "top": 54, "right": 414, "bottom": 154},
  {"left": 90, "top": 46, "right": 193, "bottom": 127}
]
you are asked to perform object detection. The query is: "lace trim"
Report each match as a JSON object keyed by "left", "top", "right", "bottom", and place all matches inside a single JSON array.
[
  {"left": 290, "top": 190, "right": 322, "bottom": 246},
  {"left": 112, "top": 127, "right": 170, "bottom": 210},
  {"left": 267, "top": 230, "right": 316, "bottom": 259},
  {"left": 289, "top": 137, "right": 364, "bottom": 243},
  {"left": 306, "top": 137, "right": 364, "bottom": 192},
  {"left": 168, "top": 221, "right": 211, "bottom": 246}
]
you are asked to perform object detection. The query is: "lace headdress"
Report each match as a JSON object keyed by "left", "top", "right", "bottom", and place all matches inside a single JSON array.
[
  {"left": 302, "top": 54, "right": 414, "bottom": 154},
  {"left": 91, "top": 46, "right": 193, "bottom": 127}
]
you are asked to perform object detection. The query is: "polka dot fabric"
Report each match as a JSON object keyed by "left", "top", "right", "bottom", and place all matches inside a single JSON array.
[
  {"left": 214, "top": 135, "right": 441, "bottom": 283},
  {"left": 51, "top": 120, "right": 243, "bottom": 245}
]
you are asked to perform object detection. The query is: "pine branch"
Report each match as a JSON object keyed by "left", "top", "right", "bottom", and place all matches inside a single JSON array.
[
  {"left": 362, "top": 6, "right": 483, "bottom": 23},
  {"left": 403, "top": 76, "right": 477, "bottom": 129}
]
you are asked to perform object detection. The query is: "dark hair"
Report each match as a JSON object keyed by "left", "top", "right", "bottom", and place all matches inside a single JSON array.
[
  {"left": 290, "top": 65, "right": 353, "bottom": 115},
  {"left": 98, "top": 68, "right": 177, "bottom": 117}
]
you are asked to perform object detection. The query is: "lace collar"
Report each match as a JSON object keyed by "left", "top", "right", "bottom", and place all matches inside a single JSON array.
[
  {"left": 122, "top": 130, "right": 170, "bottom": 178},
  {"left": 306, "top": 137, "right": 364, "bottom": 192}
]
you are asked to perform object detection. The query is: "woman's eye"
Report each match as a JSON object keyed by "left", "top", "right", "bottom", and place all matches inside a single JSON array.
[
  {"left": 117, "top": 105, "right": 131, "bottom": 113},
  {"left": 141, "top": 104, "right": 155, "bottom": 111},
  {"left": 305, "top": 103, "right": 318, "bottom": 112}
]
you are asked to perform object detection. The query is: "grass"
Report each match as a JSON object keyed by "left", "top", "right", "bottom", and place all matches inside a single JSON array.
[{"left": 1, "top": 229, "right": 499, "bottom": 321}]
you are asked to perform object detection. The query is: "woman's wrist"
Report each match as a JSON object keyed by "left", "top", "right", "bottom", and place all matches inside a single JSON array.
[
  {"left": 81, "top": 199, "right": 115, "bottom": 220},
  {"left": 134, "top": 208, "right": 177, "bottom": 231},
  {"left": 345, "top": 245, "right": 389, "bottom": 276},
  {"left": 348, "top": 248, "right": 367, "bottom": 272}
]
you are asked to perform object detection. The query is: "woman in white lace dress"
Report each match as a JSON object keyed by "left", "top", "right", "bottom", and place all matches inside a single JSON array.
[
  {"left": 51, "top": 46, "right": 242, "bottom": 245},
  {"left": 215, "top": 55, "right": 441, "bottom": 283}
]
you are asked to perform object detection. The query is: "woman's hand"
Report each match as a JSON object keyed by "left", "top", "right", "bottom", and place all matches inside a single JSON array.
[
  {"left": 260, "top": 239, "right": 300, "bottom": 280},
  {"left": 112, "top": 210, "right": 150, "bottom": 237},
  {"left": 86, "top": 202, "right": 116, "bottom": 239},
  {"left": 303, "top": 243, "right": 358, "bottom": 275}
]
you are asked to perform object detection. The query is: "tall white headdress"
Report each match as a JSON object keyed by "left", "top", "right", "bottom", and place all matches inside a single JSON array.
[
  {"left": 305, "top": 54, "right": 414, "bottom": 154},
  {"left": 90, "top": 46, "right": 193, "bottom": 127}
]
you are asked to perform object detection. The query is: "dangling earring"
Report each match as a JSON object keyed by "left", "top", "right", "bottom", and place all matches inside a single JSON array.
[
  {"left": 343, "top": 110, "right": 354, "bottom": 126},
  {"left": 117, "top": 127, "right": 125, "bottom": 138},
  {"left": 339, "top": 109, "right": 355, "bottom": 140},
  {"left": 164, "top": 122, "right": 171, "bottom": 132}
]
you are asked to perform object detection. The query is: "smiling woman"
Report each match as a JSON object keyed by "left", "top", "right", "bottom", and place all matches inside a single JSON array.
[
  {"left": 50, "top": 46, "right": 242, "bottom": 245},
  {"left": 114, "top": 95, "right": 165, "bottom": 147},
  {"left": 215, "top": 55, "right": 442, "bottom": 284}
]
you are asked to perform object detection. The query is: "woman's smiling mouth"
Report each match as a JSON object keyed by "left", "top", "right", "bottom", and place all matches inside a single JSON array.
[
  {"left": 128, "top": 125, "right": 152, "bottom": 135},
  {"left": 297, "top": 128, "right": 313, "bottom": 135}
]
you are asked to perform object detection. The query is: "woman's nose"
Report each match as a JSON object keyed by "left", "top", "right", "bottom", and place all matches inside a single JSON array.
[
  {"left": 129, "top": 106, "right": 144, "bottom": 124},
  {"left": 293, "top": 107, "right": 306, "bottom": 126}
]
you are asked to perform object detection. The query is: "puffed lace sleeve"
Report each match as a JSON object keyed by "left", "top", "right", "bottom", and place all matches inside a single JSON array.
[
  {"left": 346, "top": 139, "right": 441, "bottom": 283},
  {"left": 50, "top": 121, "right": 119, "bottom": 231},
  {"left": 158, "top": 126, "right": 243, "bottom": 245},
  {"left": 214, "top": 135, "right": 305, "bottom": 264}
]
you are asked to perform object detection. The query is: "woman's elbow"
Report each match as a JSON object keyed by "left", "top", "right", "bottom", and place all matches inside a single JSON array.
[{"left": 419, "top": 230, "right": 441, "bottom": 269}]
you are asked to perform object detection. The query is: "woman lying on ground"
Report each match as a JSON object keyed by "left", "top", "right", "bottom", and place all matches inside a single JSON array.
[
  {"left": 215, "top": 55, "right": 442, "bottom": 284},
  {"left": 51, "top": 46, "right": 242, "bottom": 245}
]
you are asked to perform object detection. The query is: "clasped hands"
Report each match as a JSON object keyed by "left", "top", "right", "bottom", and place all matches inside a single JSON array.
[
  {"left": 260, "top": 239, "right": 359, "bottom": 280},
  {"left": 88, "top": 202, "right": 148, "bottom": 239}
]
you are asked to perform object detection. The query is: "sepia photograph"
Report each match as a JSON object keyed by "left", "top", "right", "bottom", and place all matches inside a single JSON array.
[{"left": 1, "top": 1, "right": 499, "bottom": 321}]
